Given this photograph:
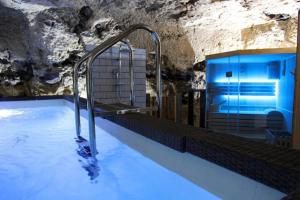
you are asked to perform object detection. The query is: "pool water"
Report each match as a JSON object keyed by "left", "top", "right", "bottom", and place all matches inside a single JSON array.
[
  {"left": 0, "top": 101, "right": 219, "bottom": 200},
  {"left": 0, "top": 100, "right": 285, "bottom": 200}
]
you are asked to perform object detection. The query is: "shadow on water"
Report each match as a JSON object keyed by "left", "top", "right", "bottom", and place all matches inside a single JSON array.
[{"left": 75, "top": 136, "right": 100, "bottom": 181}]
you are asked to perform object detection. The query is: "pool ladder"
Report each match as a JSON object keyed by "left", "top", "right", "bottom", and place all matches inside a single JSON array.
[{"left": 73, "top": 24, "right": 162, "bottom": 159}]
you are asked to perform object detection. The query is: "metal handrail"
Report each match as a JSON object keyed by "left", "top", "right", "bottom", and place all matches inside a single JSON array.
[
  {"left": 73, "top": 52, "right": 94, "bottom": 138},
  {"left": 73, "top": 41, "right": 132, "bottom": 138},
  {"left": 74, "top": 24, "right": 162, "bottom": 158}
]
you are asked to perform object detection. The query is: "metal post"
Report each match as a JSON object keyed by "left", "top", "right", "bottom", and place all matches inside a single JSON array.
[
  {"left": 73, "top": 52, "right": 91, "bottom": 138},
  {"left": 129, "top": 44, "right": 134, "bottom": 106},
  {"left": 86, "top": 56, "right": 97, "bottom": 158}
]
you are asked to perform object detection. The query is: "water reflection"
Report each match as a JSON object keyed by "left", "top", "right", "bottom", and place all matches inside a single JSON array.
[
  {"left": 78, "top": 158, "right": 100, "bottom": 181},
  {"left": 0, "top": 110, "right": 24, "bottom": 119},
  {"left": 76, "top": 136, "right": 100, "bottom": 181}
]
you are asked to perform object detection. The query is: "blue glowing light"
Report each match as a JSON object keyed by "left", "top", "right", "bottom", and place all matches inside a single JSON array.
[{"left": 215, "top": 78, "right": 278, "bottom": 100}]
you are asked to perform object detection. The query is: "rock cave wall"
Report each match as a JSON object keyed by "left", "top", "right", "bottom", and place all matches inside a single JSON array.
[{"left": 0, "top": 0, "right": 299, "bottom": 96}]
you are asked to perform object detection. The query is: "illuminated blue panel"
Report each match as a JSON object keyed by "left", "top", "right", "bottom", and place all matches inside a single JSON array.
[
  {"left": 209, "top": 82, "right": 277, "bottom": 96},
  {"left": 206, "top": 52, "right": 296, "bottom": 134}
]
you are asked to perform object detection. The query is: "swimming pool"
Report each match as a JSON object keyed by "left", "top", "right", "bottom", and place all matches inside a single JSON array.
[{"left": 0, "top": 99, "right": 285, "bottom": 200}]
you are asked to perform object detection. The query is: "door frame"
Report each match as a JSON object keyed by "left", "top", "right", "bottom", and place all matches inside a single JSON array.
[{"left": 292, "top": 10, "right": 300, "bottom": 150}]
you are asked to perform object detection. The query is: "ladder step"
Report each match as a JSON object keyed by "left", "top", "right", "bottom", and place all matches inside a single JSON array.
[{"left": 94, "top": 106, "right": 158, "bottom": 116}]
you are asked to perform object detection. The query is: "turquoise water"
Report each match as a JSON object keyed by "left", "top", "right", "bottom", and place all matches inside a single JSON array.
[{"left": 0, "top": 103, "right": 219, "bottom": 200}]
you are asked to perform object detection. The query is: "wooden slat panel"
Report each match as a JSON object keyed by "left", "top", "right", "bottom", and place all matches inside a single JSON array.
[{"left": 206, "top": 47, "right": 296, "bottom": 60}]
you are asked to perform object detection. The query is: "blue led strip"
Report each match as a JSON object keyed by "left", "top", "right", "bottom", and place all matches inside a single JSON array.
[{"left": 213, "top": 79, "right": 278, "bottom": 99}]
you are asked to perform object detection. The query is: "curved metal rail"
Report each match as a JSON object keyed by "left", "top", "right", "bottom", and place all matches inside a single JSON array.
[
  {"left": 73, "top": 24, "right": 162, "bottom": 158},
  {"left": 73, "top": 41, "right": 133, "bottom": 138}
]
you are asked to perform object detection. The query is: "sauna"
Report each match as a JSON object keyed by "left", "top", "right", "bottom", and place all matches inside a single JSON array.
[{"left": 205, "top": 48, "right": 296, "bottom": 139}]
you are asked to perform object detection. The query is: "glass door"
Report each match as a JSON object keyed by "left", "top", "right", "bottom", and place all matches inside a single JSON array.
[{"left": 224, "top": 55, "right": 240, "bottom": 134}]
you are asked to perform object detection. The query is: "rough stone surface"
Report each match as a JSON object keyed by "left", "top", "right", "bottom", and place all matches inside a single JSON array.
[
  {"left": 0, "top": 5, "right": 31, "bottom": 59},
  {"left": 0, "top": 0, "right": 299, "bottom": 96}
]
